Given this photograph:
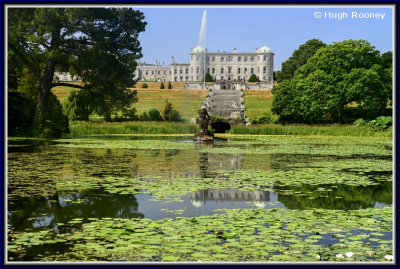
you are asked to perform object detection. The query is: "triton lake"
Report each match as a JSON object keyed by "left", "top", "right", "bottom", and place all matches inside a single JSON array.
[{"left": 7, "top": 135, "right": 393, "bottom": 262}]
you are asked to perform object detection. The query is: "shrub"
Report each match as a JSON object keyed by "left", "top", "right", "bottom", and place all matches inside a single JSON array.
[
  {"left": 250, "top": 113, "right": 277, "bottom": 124},
  {"left": 354, "top": 118, "right": 367, "bottom": 126},
  {"left": 148, "top": 108, "right": 162, "bottom": 121},
  {"left": 160, "top": 82, "right": 165, "bottom": 89},
  {"left": 161, "top": 98, "right": 173, "bottom": 121},
  {"left": 141, "top": 83, "right": 148, "bottom": 88},
  {"left": 354, "top": 116, "right": 392, "bottom": 130},
  {"left": 168, "top": 109, "right": 182, "bottom": 122},
  {"left": 203, "top": 72, "right": 214, "bottom": 82},
  {"left": 248, "top": 74, "right": 260, "bottom": 82},
  {"left": 167, "top": 81, "right": 172, "bottom": 89}
]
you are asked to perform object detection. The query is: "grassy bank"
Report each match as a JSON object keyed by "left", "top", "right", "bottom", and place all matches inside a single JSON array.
[
  {"left": 51, "top": 87, "right": 273, "bottom": 120},
  {"left": 68, "top": 120, "right": 392, "bottom": 137},
  {"left": 243, "top": 90, "right": 274, "bottom": 119},
  {"left": 230, "top": 124, "right": 392, "bottom": 137},
  {"left": 69, "top": 121, "right": 199, "bottom": 135}
]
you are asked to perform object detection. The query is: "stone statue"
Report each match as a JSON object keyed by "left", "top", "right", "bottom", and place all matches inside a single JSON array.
[{"left": 194, "top": 107, "right": 214, "bottom": 141}]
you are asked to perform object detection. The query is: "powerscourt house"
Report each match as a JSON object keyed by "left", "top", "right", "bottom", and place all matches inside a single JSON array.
[{"left": 135, "top": 45, "right": 274, "bottom": 90}]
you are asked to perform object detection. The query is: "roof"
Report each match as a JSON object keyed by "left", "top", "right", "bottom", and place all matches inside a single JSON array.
[
  {"left": 191, "top": 46, "right": 206, "bottom": 53},
  {"left": 258, "top": 46, "right": 272, "bottom": 53}
]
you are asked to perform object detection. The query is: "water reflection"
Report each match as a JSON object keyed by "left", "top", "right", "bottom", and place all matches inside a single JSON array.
[
  {"left": 190, "top": 188, "right": 270, "bottom": 205},
  {"left": 8, "top": 190, "right": 143, "bottom": 231},
  {"left": 274, "top": 181, "right": 392, "bottom": 210}
]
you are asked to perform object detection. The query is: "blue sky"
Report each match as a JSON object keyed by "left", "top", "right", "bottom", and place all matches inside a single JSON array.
[{"left": 135, "top": 6, "right": 393, "bottom": 71}]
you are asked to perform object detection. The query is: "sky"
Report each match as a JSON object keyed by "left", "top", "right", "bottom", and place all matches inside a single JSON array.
[{"left": 135, "top": 5, "right": 393, "bottom": 71}]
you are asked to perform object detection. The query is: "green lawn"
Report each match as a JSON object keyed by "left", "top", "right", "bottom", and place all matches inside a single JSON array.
[
  {"left": 51, "top": 86, "right": 273, "bottom": 120},
  {"left": 243, "top": 90, "right": 274, "bottom": 119}
]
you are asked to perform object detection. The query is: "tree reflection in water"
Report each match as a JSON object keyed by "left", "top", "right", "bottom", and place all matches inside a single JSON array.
[{"left": 8, "top": 189, "right": 143, "bottom": 232}]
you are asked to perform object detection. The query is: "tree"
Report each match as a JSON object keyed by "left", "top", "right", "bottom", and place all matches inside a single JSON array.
[
  {"left": 160, "top": 82, "right": 165, "bottom": 89},
  {"left": 203, "top": 72, "right": 214, "bottom": 82},
  {"left": 161, "top": 98, "right": 173, "bottom": 121},
  {"left": 381, "top": 51, "right": 392, "bottom": 69},
  {"left": 276, "top": 39, "right": 326, "bottom": 82},
  {"left": 64, "top": 90, "right": 93, "bottom": 121},
  {"left": 247, "top": 74, "right": 260, "bottom": 82},
  {"left": 272, "top": 39, "right": 392, "bottom": 122},
  {"left": 8, "top": 8, "right": 146, "bottom": 127},
  {"left": 167, "top": 81, "right": 172, "bottom": 89}
]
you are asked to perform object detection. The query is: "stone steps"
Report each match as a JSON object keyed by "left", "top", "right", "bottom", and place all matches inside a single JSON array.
[{"left": 203, "top": 88, "right": 245, "bottom": 120}]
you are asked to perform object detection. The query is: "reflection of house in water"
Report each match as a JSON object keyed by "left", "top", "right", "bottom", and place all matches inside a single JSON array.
[
  {"left": 134, "top": 152, "right": 243, "bottom": 180},
  {"left": 190, "top": 187, "right": 270, "bottom": 207}
]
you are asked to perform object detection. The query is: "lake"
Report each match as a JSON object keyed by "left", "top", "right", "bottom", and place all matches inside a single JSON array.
[{"left": 7, "top": 135, "right": 393, "bottom": 262}]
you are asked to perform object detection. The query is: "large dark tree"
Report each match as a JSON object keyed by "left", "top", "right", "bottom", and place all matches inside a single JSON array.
[
  {"left": 276, "top": 39, "right": 326, "bottom": 82},
  {"left": 272, "top": 40, "right": 392, "bottom": 123},
  {"left": 8, "top": 8, "right": 146, "bottom": 126}
]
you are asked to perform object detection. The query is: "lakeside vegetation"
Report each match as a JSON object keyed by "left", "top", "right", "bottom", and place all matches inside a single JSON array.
[{"left": 65, "top": 120, "right": 392, "bottom": 137}]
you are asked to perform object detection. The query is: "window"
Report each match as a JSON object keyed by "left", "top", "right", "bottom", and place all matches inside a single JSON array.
[
  {"left": 251, "top": 57, "right": 254, "bottom": 62},
  {"left": 228, "top": 67, "right": 231, "bottom": 74},
  {"left": 244, "top": 56, "right": 248, "bottom": 62},
  {"left": 270, "top": 56, "right": 273, "bottom": 61},
  {"left": 186, "top": 68, "right": 188, "bottom": 74},
  {"left": 221, "top": 57, "right": 224, "bottom": 62},
  {"left": 164, "top": 71, "right": 166, "bottom": 75},
  {"left": 158, "top": 71, "right": 160, "bottom": 74},
  {"left": 212, "top": 68, "right": 215, "bottom": 74},
  {"left": 186, "top": 77, "right": 188, "bottom": 81},
  {"left": 145, "top": 71, "right": 148, "bottom": 75},
  {"left": 257, "top": 67, "right": 260, "bottom": 73},
  {"left": 212, "top": 56, "right": 215, "bottom": 62},
  {"left": 151, "top": 71, "right": 154, "bottom": 75},
  {"left": 263, "top": 55, "right": 267, "bottom": 61},
  {"left": 244, "top": 68, "right": 247, "bottom": 74},
  {"left": 174, "top": 69, "right": 177, "bottom": 74},
  {"left": 180, "top": 77, "right": 183, "bottom": 81},
  {"left": 196, "top": 55, "right": 200, "bottom": 61},
  {"left": 238, "top": 56, "right": 241, "bottom": 62},
  {"left": 258, "top": 56, "right": 260, "bottom": 61},
  {"left": 196, "top": 67, "right": 199, "bottom": 74},
  {"left": 251, "top": 68, "right": 254, "bottom": 74},
  {"left": 174, "top": 77, "right": 177, "bottom": 81},
  {"left": 207, "top": 57, "right": 210, "bottom": 62},
  {"left": 180, "top": 69, "right": 183, "bottom": 74},
  {"left": 263, "top": 67, "right": 266, "bottom": 73},
  {"left": 238, "top": 68, "right": 241, "bottom": 74},
  {"left": 207, "top": 68, "right": 210, "bottom": 73},
  {"left": 227, "top": 56, "right": 232, "bottom": 62},
  {"left": 221, "top": 68, "right": 224, "bottom": 74}
]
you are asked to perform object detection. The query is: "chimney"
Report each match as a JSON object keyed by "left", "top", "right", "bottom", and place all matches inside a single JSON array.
[
  {"left": 171, "top": 56, "right": 174, "bottom": 64},
  {"left": 234, "top": 48, "right": 237, "bottom": 53}
]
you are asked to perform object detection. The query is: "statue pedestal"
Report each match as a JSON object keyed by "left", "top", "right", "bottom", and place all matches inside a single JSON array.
[{"left": 194, "top": 130, "right": 214, "bottom": 142}]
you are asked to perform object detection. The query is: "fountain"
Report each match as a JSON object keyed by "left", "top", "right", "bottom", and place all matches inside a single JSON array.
[{"left": 194, "top": 10, "right": 213, "bottom": 142}]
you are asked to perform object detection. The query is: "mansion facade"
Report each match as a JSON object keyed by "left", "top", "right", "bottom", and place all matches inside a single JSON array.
[{"left": 135, "top": 46, "right": 274, "bottom": 83}]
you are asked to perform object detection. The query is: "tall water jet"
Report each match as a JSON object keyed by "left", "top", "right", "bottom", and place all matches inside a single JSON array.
[
  {"left": 197, "top": 10, "right": 207, "bottom": 94},
  {"left": 198, "top": 10, "right": 207, "bottom": 49}
]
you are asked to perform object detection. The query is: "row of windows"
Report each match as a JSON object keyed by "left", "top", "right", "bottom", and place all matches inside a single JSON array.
[
  {"left": 189, "top": 75, "right": 273, "bottom": 81},
  {"left": 145, "top": 70, "right": 170, "bottom": 75},
  {"left": 193, "top": 55, "right": 273, "bottom": 63},
  {"left": 142, "top": 65, "right": 273, "bottom": 77},
  {"left": 206, "top": 66, "right": 272, "bottom": 74}
]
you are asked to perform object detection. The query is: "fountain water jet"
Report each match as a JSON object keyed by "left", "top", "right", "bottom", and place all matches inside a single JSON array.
[{"left": 198, "top": 10, "right": 207, "bottom": 49}]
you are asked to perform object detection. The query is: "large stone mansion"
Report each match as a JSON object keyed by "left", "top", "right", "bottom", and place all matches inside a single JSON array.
[
  {"left": 135, "top": 45, "right": 274, "bottom": 84},
  {"left": 53, "top": 45, "right": 275, "bottom": 90}
]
